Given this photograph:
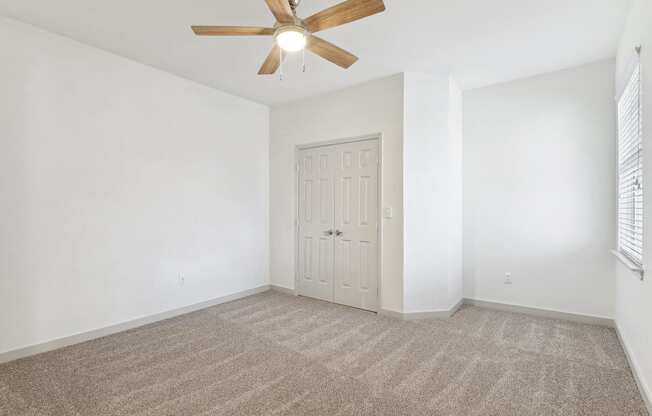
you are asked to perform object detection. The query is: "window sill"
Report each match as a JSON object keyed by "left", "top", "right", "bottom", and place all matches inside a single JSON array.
[{"left": 611, "top": 250, "right": 645, "bottom": 280}]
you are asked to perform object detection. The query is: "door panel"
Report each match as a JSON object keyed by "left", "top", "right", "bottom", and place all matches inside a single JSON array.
[
  {"left": 298, "top": 147, "right": 334, "bottom": 302},
  {"left": 297, "top": 139, "right": 379, "bottom": 311},
  {"left": 333, "top": 140, "right": 379, "bottom": 311}
]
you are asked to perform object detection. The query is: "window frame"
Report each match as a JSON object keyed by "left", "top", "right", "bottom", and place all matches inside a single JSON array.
[{"left": 616, "top": 61, "right": 644, "bottom": 274}]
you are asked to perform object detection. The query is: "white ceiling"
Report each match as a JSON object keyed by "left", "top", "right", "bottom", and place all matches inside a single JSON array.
[{"left": 0, "top": 0, "right": 633, "bottom": 105}]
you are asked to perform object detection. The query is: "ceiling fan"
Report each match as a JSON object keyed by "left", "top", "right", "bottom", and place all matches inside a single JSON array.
[{"left": 191, "top": 0, "right": 386, "bottom": 75}]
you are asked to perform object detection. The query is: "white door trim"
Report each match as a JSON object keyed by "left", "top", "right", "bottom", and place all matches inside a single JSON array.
[{"left": 293, "top": 133, "right": 383, "bottom": 312}]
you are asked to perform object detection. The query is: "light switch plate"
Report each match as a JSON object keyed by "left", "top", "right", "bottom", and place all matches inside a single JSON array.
[{"left": 383, "top": 206, "right": 393, "bottom": 219}]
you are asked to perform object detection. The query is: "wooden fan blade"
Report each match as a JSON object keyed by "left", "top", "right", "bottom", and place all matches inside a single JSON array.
[
  {"left": 258, "top": 44, "right": 286, "bottom": 74},
  {"left": 265, "top": 0, "right": 295, "bottom": 23},
  {"left": 191, "top": 26, "right": 275, "bottom": 36},
  {"left": 307, "top": 35, "right": 358, "bottom": 69},
  {"left": 304, "top": 0, "right": 385, "bottom": 33}
]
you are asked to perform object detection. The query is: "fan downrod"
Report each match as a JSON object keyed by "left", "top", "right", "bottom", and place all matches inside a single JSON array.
[{"left": 289, "top": 0, "right": 301, "bottom": 15}]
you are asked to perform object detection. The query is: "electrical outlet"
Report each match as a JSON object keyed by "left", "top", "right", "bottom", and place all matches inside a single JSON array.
[{"left": 504, "top": 272, "right": 512, "bottom": 285}]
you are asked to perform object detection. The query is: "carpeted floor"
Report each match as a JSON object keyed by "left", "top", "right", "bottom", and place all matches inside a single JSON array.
[{"left": 0, "top": 291, "right": 648, "bottom": 416}]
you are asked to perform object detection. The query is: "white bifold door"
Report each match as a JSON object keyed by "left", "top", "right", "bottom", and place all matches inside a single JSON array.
[{"left": 297, "top": 139, "right": 379, "bottom": 311}]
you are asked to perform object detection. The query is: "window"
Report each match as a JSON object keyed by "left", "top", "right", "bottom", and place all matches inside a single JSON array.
[{"left": 617, "top": 63, "right": 643, "bottom": 267}]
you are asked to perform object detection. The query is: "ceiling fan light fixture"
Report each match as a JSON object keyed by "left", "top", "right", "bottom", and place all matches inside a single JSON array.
[
  {"left": 191, "top": 0, "right": 386, "bottom": 74},
  {"left": 275, "top": 26, "right": 306, "bottom": 52}
]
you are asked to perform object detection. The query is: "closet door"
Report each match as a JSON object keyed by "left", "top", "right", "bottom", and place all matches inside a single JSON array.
[
  {"left": 332, "top": 140, "right": 379, "bottom": 311},
  {"left": 297, "top": 147, "right": 335, "bottom": 302}
]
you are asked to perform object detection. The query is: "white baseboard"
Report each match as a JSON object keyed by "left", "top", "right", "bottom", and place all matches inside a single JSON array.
[
  {"left": 270, "top": 285, "right": 296, "bottom": 295},
  {"left": 377, "top": 308, "right": 403, "bottom": 319},
  {"left": 0, "top": 284, "right": 271, "bottom": 365},
  {"left": 463, "top": 298, "right": 615, "bottom": 327},
  {"left": 615, "top": 325, "right": 652, "bottom": 415},
  {"left": 380, "top": 298, "right": 464, "bottom": 320}
]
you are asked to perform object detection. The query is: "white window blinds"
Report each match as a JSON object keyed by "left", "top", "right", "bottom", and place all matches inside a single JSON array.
[{"left": 618, "top": 64, "right": 643, "bottom": 266}]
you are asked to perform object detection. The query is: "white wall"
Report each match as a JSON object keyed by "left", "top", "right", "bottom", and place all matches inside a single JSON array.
[
  {"left": 447, "top": 79, "right": 464, "bottom": 308},
  {"left": 270, "top": 75, "right": 404, "bottom": 313},
  {"left": 615, "top": 0, "right": 652, "bottom": 408},
  {"left": 402, "top": 73, "right": 463, "bottom": 313},
  {"left": 463, "top": 60, "right": 617, "bottom": 319},
  {"left": 0, "top": 17, "right": 269, "bottom": 354}
]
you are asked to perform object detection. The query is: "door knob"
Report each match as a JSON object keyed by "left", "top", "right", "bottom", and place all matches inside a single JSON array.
[
  {"left": 324, "top": 229, "right": 334, "bottom": 236},
  {"left": 335, "top": 230, "right": 343, "bottom": 237}
]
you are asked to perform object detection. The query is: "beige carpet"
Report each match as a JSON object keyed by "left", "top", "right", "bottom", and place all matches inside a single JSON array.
[{"left": 0, "top": 291, "right": 648, "bottom": 416}]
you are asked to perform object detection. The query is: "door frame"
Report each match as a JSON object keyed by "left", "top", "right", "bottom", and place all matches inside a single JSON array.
[{"left": 293, "top": 133, "right": 383, "bottom": 312}]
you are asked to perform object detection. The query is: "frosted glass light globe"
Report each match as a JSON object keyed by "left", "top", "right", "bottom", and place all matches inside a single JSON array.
[{"left": 276, "top": 28, "right": 306, "bottom": 52}]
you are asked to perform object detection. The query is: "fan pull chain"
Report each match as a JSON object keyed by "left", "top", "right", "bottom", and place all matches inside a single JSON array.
[
  {"left": 302, "top": 47, "right": 306, "bottom": 73},
  {"left": 279, "top": 48, "right": 284, "bottom": 81}
]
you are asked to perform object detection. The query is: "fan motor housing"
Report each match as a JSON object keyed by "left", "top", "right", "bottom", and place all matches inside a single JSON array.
[{"left": 274, "top": 23, "right": 307, "bottom": 39}]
